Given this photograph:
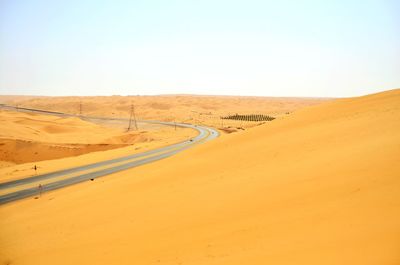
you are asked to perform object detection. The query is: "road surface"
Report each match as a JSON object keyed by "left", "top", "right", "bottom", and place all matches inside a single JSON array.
[{"left": 0, "top": 105, "right": 219, "bottom": 204}]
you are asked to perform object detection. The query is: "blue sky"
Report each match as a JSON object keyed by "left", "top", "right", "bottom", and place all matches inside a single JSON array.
[{"left": 0, "top": 0, "right": 399, "bottom": 97}]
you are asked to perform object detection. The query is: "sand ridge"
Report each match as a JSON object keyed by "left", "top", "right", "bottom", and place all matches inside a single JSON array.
[{"left": 0, "top": 109, "right": 196, "bottom": 169}]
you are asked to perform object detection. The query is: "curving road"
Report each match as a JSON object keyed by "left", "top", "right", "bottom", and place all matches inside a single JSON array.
[{"left": 0, "top": 105, "right": 219, "bottom": 204}]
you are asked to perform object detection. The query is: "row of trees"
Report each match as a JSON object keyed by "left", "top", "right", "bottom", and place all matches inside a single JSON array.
[{"left": 220, "top": 114, "right": 275, "bottom": 122}]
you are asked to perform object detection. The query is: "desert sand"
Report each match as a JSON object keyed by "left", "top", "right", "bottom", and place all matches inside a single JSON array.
[
  {"left": 0, "top": 95, "right": 329, "bottom": 129},
  {"left": 0, "top": 89, "right": 399, "bottom": 264},
  {"left": 0, "top": 109, "right": 196, "bottom": 180},
  {"left": 0, "top": 95, "right": 327, "bottom": 179}
]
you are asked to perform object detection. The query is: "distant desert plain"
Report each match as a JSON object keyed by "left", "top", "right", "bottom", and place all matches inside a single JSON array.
[{"left": 0, "top": 89, "right": 399, "bottom": 264}]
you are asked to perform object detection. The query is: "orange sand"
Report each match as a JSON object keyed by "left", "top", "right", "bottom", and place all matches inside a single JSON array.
[{"left": 0, "top": 89, "right": 399, "bottom": 264}]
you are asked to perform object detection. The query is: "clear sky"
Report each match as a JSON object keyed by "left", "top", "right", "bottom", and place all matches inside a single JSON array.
[{"left": 0, "top": 0, "right": 399, "bottom": 97}]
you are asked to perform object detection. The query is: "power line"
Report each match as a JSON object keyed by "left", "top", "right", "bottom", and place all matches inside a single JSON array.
[{"left": 127, "top": 103, "right": 138, "bottom": 131}]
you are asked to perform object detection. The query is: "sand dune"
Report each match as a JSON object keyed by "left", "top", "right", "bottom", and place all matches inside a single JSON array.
[
  {"left": 0, "top": 109, "right": 195, "bottom": 168},
  {"left": 0, "top": 89, "right": 399, "bottom": 264},
  {"left": 0, "top": 95, "right": 329, "bottom": 129}
]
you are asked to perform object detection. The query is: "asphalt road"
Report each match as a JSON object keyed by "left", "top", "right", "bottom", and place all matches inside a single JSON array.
[{"left": 0, "top": 105, "right": 219, "bottom": 204}]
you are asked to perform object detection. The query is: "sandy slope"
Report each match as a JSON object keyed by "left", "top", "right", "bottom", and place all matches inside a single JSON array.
[
  {"left": 0, "top": 110, "right": 196, "bottom": 168},
  {"left": 0, "top": 89, "right": 399, "bottom": 264}
]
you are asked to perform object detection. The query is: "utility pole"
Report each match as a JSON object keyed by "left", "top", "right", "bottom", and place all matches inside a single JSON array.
[
  {"left": 79, "top": 101, "right": 82, "bottom": 116},
  {"left": 127, "top": 103, "right": 138, "bottom": 131}
]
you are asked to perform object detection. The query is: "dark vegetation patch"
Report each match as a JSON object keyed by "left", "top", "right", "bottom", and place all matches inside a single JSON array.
[{"left": 221, "top": 114, "right": 275, "bottom": 122}]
